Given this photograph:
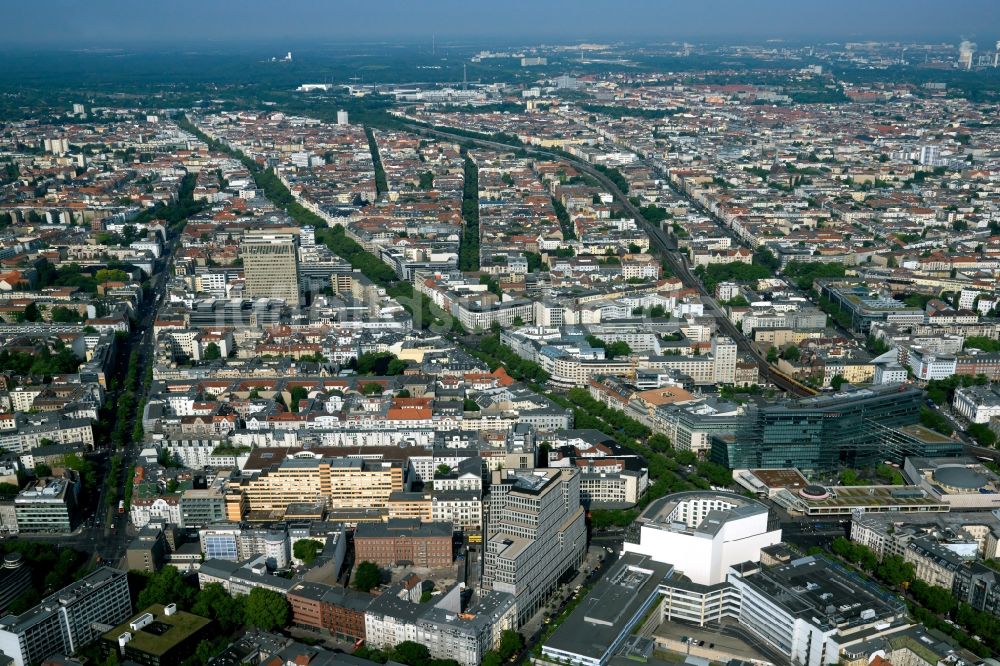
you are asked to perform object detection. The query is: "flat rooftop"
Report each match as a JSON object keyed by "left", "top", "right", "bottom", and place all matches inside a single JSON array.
[
  {"left": 544, "top": 553, "right": 673, "bottom": 662},
  {"left": 103, "top": 604, "right": 210, "bottom": 656},
  {"left": 740, "top": 556, "right": 906, "bottom": 631}
]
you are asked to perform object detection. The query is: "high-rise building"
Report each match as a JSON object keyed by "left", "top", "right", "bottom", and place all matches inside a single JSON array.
[
  {"left": 0, "top": 567, "right": 131, "bottom": 666},
  {"left": 241, "top": 231, "right": 300, "bottom": 305},
  {"left": 711, "top": 384, "right": 924, "bottom": 472},
  {"left": 711, "top": 335, "right": 737, "bottom": 384},
  {"left": 482, "top": 468, "right": 586, "bottom": 625},
  {"left": 919, "top": 144, "right": 941, "bottom": 166},
  {"left": 336, "top": 110, "right": 349, "bottom": 125}
]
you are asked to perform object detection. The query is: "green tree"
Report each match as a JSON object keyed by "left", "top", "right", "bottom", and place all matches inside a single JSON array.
[
  {"left": 289, "top": 386, "right": 309, "bottom": 412},
  {"left": 50, "top": 306, "right": 83, "bottom": 323},
  {"left": 481, "top": 652, "right": 503, "bottom": 666},
  {"left": 191, "top": 583, "right": 245, "bottom": 631},
  {"left": 968, "top": 423, "right": 997, "bottom": 447},
  {"left": 243, "top": 587, "right": 289, "bottom": 631},
  {"left": 605, "top": 341, "right": 632, "bottom": 359},
  {"left": 390, "top": 641, "right": 431, "bottom": 666},
  {"left": 354, "top": 561, "right": 382, "bottom": 592},
  {"left": 136, "top": 566, "right": 196, "bottom": 610},
  {"left": 34, "top": 463, "right": 53, "bottom": 477},
  {"left": 781, "top": 346, "right": 800, "bottom": 362},
  {"left": 361, "top": 382, "right": 383, "bottom": 395},
  {"left": 23, "top": 302, "right": 40, "bottom": 322},
  {"left": 830, "top": 375, "right": 846, "bottom": 390},
  {"left": 766, "top": 347, "right": 779, "bottom": 364},
  {"left": 202, "top": 343, "right": 221, "bottom": 361},
  {"left": 498, "top": 629, "right": 523, "bottom": 660},
  {"left": 95, "top": 268, "right": 129, "bottom": 283},
  {"left": 876, "top": 555, "right": 914, "bottom": 587},
  {"left": 293, "top": 539, "right": 324, "bottom": 565}
]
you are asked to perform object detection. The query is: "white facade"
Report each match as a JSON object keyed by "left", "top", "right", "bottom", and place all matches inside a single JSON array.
[
  {"left": 906, "top": 348, "right": 956, "bottom": 381},
  {"left": 953, "top": 385, "right": 1000, "bottom": 424},
  {"left": 622, "top": 492, "right": 781, "bottom": 586}
]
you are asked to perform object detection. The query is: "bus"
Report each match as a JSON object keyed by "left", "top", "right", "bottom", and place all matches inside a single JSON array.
[{"left": 118, "top": 500, "right": 125, "bottom": 514}]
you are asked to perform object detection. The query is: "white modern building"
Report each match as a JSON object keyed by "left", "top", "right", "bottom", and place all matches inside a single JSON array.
[
  {"left": 621, "top": 491, "right": 781, "bottom": 585},
  {"left": 905, "top": 346, "right": 957, "bottom": 381},
  {"left": 0, "top": 568, "right": 132, "bottom": 666}
]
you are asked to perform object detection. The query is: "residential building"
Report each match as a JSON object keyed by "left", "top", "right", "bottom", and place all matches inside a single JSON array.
[
  {"left": 364, "top": 581, "right": 516, "bottom": 666},
  {"left": 286, "top": 582, "right": 372, "bottom": 642}
]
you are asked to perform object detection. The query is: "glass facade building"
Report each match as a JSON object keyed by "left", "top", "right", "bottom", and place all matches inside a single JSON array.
[{"left": 711, "top": 384, "right": 925, "bottom": 472}]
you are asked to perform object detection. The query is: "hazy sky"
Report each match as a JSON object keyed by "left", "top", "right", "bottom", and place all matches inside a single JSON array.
[{"left": 7, "top": 0, "right": 1000, "bottom": 47}]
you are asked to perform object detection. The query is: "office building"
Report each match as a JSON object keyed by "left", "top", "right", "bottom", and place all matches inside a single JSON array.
[
  {"left": 712, "top": 384, "right": 924, "bottom": 472},
  {"left": 816, "top": 281, "right": 924, "bottom": 333},
  {"left": 13, "top": 476, "right": 79, "bottom": 534},
  {"left": 482, "top": 468, "right": 586, "bottom": 625},
  {"left": 102, "top": 604, "right": 212, "bottom": 666},
  {"left": 198, "top": 524, "right": 290, "bottom": 569},
  {"left": 354, "top": 519, "right": 453, "bottom": 568},
  {"left": 0, "top": 568, "right": 131, "bottom": 666},
  {"left": 126, "top": 525, "right": 168, "bottom": 574},
  {"left": 198, "top": 555, "right": 297, "bottom": 597},
  {"left": 622, "top": 491, "right": 781, "bottom": 586},
  {"left": 542, "top": 554, "right": 673, "bottom": 666},
  {"left": 728, "top": 556, "right": 908, "bottom": 666},
  {"left": 953, "top": 384, "right": 1000, "bottom": 423},
  {"left": 0, "top": 554, "right": 31, "bottom": 616},
  {"left": 242, "top": 231, "right": 300, "bottom": 304},
  {"left": 179, "top": 480, "right": 228, "bottom": 528}
]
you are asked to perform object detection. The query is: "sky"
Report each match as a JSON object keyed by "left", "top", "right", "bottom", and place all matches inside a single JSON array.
[{"left": 6, "top": 0, "right": 1000, "bottom": 47}]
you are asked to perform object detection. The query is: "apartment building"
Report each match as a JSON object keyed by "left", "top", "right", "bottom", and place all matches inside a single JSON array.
[
  {"left": 482, "top": 468, "right": 587, "bottom": 625},
  {"left": 225, "top": 457, "right": 403, "bottom": 520},
  {"left": 365, "top": 581, "right": 516, "bottom": 666},
  {"left": 0, "top": 568, "right": 132, "bottom": 666},
  {"left": 286, "top": 581, "right": 372, "bottom": 642}
]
